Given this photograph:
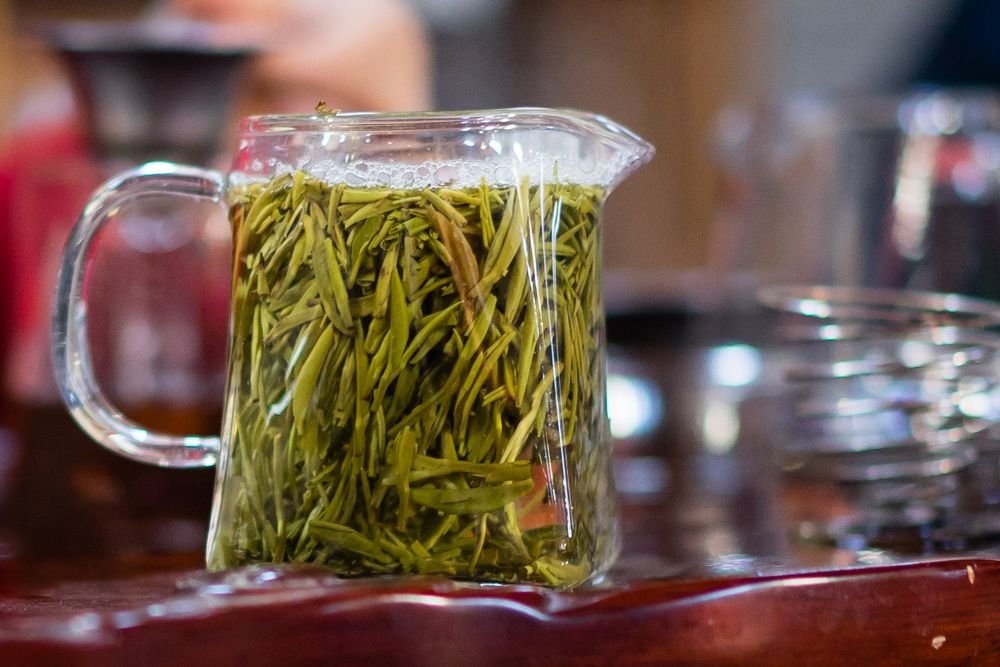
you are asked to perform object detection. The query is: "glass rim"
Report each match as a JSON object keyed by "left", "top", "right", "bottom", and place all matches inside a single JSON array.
[
  {"left": 758, "top": 284, "right": 1000, "bottom": 328},
  {"left": 238, "top": 106, "right": 653, "bottom": 154}
]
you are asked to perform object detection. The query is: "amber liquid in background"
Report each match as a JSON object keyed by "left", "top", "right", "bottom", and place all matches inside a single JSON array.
[
  {"left": 0, "top": 158, "right": 232, "bottom": 564},
  {"left": 1, "top": 401, "right": 219, "bottom": 561}
]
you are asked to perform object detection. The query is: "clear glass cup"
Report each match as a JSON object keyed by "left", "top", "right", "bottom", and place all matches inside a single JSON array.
[
  {"left": 714, "top": 89, "right": 1000, "bottom": 301},
  {"left": 713, "top": 89, "right": 1000, "bottom": 550},
  {"left": 759, "top": 284, "right": 1000, "bottom": 548},
  {"left": 51, "top": 108, "right": 654, "bottom": 587}
]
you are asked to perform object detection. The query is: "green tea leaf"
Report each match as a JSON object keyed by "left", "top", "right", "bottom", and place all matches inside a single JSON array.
[
  {"left": 410, "top": 479, "right": 533, "bottom": 514},
  {"left": 218, "top": 172, "right": 608, "bottom": 588}
]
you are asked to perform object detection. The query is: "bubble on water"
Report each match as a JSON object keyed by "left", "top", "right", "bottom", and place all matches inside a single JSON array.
[
  {"left": 309, "top": 159, "right": 329, "bottom": 181},
  {"left": 493, "top": 164, "right": 515, "bottom": 183},
  {"left": 434, "top": 164, "right": 459, "bottom": 184},
  {"left": 236, "top": 155, "right": 626, "bottom": 189}
]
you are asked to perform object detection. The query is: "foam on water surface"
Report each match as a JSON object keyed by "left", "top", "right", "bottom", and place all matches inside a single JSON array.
[{"left": 231, "top": 154, "right": 622, "bottom": 190}]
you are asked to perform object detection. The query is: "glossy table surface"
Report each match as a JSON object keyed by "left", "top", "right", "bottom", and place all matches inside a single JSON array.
[
  {"left": 3, "top": 311, "right": 1000, "bottom": 665},
  {"left": 1, "top": 557, "right": 999, "bottom": 665}
]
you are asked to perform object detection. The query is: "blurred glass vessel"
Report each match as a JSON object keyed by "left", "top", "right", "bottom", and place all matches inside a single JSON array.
[
  {"left": 2, "top": 20, "right": 252, "bottom": 559},
  {"left": 715, "top": 89, "right": 1000, "bottom": 300},
  {"left": 714, "top": 90, "right": 1000, "bottom": 550},
  {"left": 758, "top": 285, "right": 1000, "bottom": 549}
]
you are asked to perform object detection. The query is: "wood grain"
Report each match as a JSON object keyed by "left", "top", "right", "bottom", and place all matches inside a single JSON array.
[{"left": 0, "top": 559, "right": 997, "bottom": 665}]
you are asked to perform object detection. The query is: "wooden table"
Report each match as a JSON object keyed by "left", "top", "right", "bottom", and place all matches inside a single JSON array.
[
  {"left": 3, "top": 314, "right": 999, "bottom": 664},
  {"left": 0, "top": 556, "right": 997, "bottom": 664}
]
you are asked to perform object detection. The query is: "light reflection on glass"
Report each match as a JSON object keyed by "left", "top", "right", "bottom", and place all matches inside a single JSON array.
[
  {"left": 899, "top": 339, "right": 934, "bottom": 368},
  {"left": 511, "top": 140, "right": 524, "bottom": 161},
  {"left": 799, "top": 299, "right": 831, "bottom": 318},
  {"left": 706, "top": 344, "right": 763, "bottom": 387},
  {"left": 818, "top": 324, "right": 845, "bottom": 340},
  {"left": 959, "top": 390, "right": 993, "bottom": 419},
  {"left": 607, "top": 373, "right": 663, "bottom": 440},
  {"left": 907, "top": 95, "right": 963, "bottom": 135},
  {"left": 702, "top": 400, "right": 740, "bottom": 455},
  {"left": 890, "top": 132, "right": 937, "bottom": 261}
]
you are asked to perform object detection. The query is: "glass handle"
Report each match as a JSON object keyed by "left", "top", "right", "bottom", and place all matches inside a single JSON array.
[{"left": 51, "top": 161, "right": 226, "bottom": 468}]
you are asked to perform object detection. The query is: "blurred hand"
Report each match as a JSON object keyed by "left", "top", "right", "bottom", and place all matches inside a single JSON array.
[{"left": 165, "top": 0, "right": 432, "bottom": 113}]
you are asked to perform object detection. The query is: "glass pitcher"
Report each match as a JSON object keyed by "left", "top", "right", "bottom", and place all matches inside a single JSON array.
[{"left": 52, "top": 108, "right": 653, "bottom": 587}]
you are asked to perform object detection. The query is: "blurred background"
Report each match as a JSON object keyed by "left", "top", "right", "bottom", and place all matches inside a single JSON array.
[
  {"left": 0, "top": 0, "right": 974, "bottom": 280},
  {"left": 2, "top": 0, "right": 1000, "bottom": 575}
]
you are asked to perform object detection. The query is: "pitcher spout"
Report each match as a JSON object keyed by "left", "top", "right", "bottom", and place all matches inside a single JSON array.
[{"left": 547, "top": 108, "right": 655, "bottom": 190}]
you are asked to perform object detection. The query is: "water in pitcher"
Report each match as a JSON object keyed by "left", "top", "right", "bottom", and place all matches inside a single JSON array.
[{"left": 208, "top": 158, "right": 617, "bottom": 586}]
